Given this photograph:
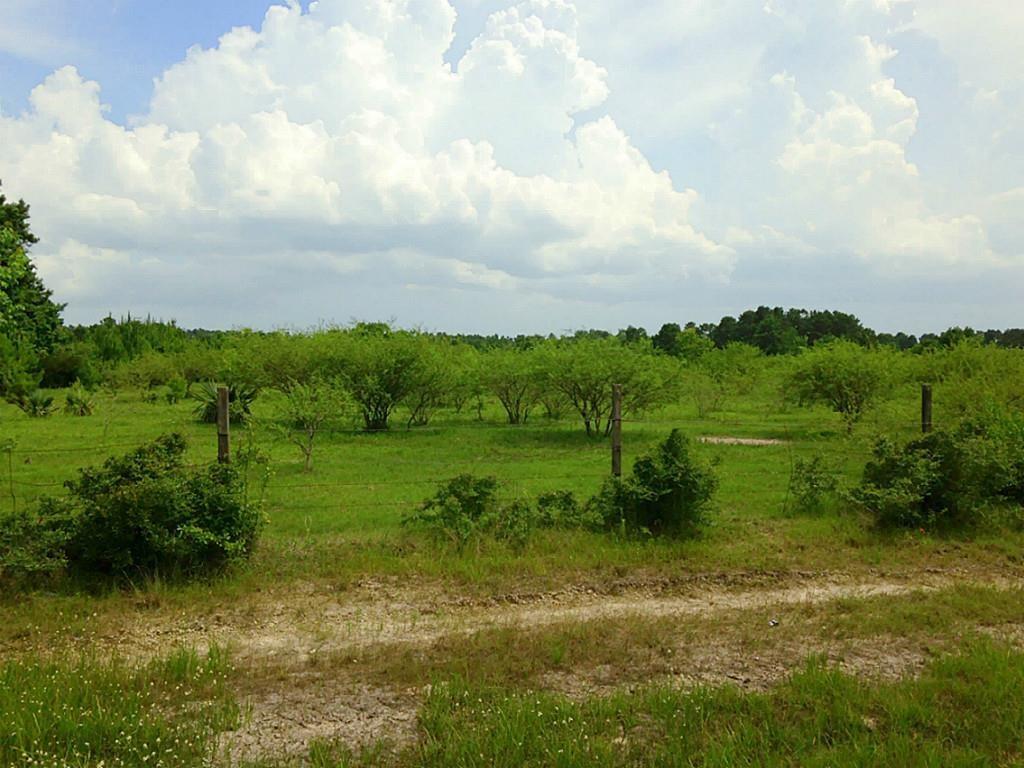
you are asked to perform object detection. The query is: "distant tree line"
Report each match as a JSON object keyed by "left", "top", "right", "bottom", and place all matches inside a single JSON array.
[{"left": 2, "top": 179, "right": 1022, "bottom": 407}]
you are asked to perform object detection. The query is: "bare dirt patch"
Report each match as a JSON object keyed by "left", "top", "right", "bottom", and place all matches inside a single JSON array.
[
  {"left": 220, "top": 676, "right": 419, "bottom": 763},
  {"left": 699, "top": 436, "right": 786, "bottom": 446}
]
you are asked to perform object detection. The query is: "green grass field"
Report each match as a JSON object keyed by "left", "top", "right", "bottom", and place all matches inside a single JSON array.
[{"left": 2, "top": 378, "right": 1023, "bottom": 766}]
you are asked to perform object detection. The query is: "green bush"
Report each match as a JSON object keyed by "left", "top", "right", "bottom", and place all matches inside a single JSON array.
[
  {"left": 0, "top": 506, "right": 74, "bottom": 585},
  {"left": 39, "top": 342, "right": 100, "bottom": 389},
  {"left": 405, "top": 474, "right": 502, "bottom": 551},
  {"left": 165, "top": 376, "right": 188, "bottom": 404},
  {"left": 853, "top": 407, "right": 1024, "bottom": 530},
  {"left": 587, "top": 429, "right": 717, "bottom": 537},
  {"left": 35, "top": 434, "right": 262, "bottom": 578},
  {"left": 786, "top": 455, "right": 840, "bottom": 516},
  {"left": 406, "top": 478, "right": 599, "bottom": 551}
]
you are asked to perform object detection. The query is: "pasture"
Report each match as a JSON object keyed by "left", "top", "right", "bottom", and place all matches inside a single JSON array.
[{"left": 2, "top": 358, "right": 1024, "bottom": 767}]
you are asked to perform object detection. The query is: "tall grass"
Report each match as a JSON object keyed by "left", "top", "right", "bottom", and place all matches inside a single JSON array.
[{"left": 0, "top": 647, "right": 238, "bottom": 767}]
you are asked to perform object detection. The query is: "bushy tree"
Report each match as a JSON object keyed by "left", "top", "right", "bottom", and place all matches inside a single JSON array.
[
  {"left": 329, "top": 326, "right": 437, "bottom": 431},
  {"left": 787, "top": 341, "right": 893, "bottom": 431},
  {"left": 537, "top": 338, "right": 680, "bottom": 436},
  {"left": 653, "top": 323, "right": 714, "bottom": 361},
  {"left": 481, "top": 347, "right": 543, "bottom": 425},
  {"left": 402, "top": 340, "right": 454, "bottom": 428}
]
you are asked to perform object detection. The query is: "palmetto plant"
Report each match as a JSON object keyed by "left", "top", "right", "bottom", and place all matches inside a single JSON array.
[
  {"left": 18, "top": 390, "right": 54, "bottom": 418},
  {"left": 190, "top": 381, "right": 258, "bottom": 425},
  {"left": 64, "top": 381, "right": 95, "bottom": 416}
]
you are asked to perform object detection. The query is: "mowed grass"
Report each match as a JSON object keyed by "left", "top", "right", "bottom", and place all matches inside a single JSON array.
[{"left": 0, "top": 376, "right": 1020, "bottom": 601}]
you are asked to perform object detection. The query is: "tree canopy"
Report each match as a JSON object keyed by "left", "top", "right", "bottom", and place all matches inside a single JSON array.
[{"left": 0, "top": 182, "right": 64, "bottom": 356}]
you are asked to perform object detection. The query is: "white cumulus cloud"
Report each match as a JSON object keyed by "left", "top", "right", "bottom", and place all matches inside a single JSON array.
[{"left": 0, "top": 0, "right": 731, "bottom": 327}]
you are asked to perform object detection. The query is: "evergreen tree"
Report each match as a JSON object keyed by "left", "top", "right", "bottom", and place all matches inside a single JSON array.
[{"left": 0, "top": 182, "right": 64, "bottom": 355}]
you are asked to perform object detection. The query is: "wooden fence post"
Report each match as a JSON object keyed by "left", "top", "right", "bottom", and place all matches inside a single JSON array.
[
  {"left": 217, "top": 386, "right": 231, "bottom": 464},
  {"left": 611, "top": 384, "right": 623, "bottom": 478},
  {"left": 921, "top": 384, "right": 933, "bottom": 434}
]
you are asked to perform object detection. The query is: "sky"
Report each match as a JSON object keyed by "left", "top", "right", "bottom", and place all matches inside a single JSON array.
[{"left": 0, "top": 0, "right": 1021, "bottom": 335}]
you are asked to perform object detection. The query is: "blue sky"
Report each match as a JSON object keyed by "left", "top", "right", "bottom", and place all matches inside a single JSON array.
[
  {"left": 1, "top": 0, "right": 1021, "bottom": 334},
  {"left": 1, "top": 1, "right": 288, "bottom": 120}
]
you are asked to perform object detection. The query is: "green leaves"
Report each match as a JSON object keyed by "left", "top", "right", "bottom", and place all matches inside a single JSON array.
[{"left": 788, "top": 340, "right": 895, "bottom": 431}]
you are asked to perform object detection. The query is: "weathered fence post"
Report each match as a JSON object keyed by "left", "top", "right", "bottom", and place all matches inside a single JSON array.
[
  {"left": 921, "top": 384, "right": 933, "bottom": 434},
  {"left": 611, "top": 384, "right": 623, "bottom": 478},
  {"left": 217, "top": 385, "right": 231, "bottom": 464}
]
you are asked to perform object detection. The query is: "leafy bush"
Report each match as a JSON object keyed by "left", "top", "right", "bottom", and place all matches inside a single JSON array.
[
  {"left": 406, "top": 477, "right": 599, "bottom": 552},
  {"left": 0, "top": 506, "right": 74, "bottom": 584},
  {"left": 165, "top": 376, "right": 188, "bottom": 404},
  {"left": 17, "top": 389, "right": 54, "bottom": 417},
  {"left": 786, "top": 455, "right": 839, "bottom": 516},
  {"left": 191, "top": 381, "right": 257, "bottom": 424},
  {"left": 39, "top": 342, "right": 100, "bottom": 389},
  {"left": 0, "top": 332, "right": 41, "bottom": 402},
  {"left": 405, "top": 474, "right": 502, "bottom": 551},
  {"left": 853, "top": 407, "right": 1024, "bottom": 530},
  {"left": 35, "top": 434, "right": 262, "bottom": 578},
  {"left": 587, "top": 429, "right": 717, "bottom": 537},
  {"left": 64, "top": 380, "right": 95, "bottom": 416}
]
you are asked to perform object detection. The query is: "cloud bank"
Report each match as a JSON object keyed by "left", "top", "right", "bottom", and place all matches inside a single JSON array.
[{"left": 0, "top": 0, "right": 1020, "bottom": 331}]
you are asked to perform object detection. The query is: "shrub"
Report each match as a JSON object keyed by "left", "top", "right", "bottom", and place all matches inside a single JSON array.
[
  {"left": 165, "top": 376, "right": 188, "bottom": 404},
  {"left": 0, "top": 506, "right": 74, "bottom": 584},
  {"left": 39, "top": 343, "right": 100, "bottom": 389},
  {"left": 0, "top": 333, "right": 40, "bottom": 403},
  {"left": 536, "top": 490, "right": 601, "bottom": 530},
  {"left": 853, "top": 407, "right": 1024, "bottom": 530},
  {"left": 17, "top": 390, "right": 54, "bottom": 417},
  {"left": 36, "top": 434, "right": 262, "bottom": 578},
  {"left": 786, "top": 455, "right": 839, "bottom": 516},
  {"left": 405, "top": 474, "right": 501, "bottom": 551},
  {"left": 588, "top": 429, "right": 717, "bottom": 537},
  {"left": 405, "top": 476, "right": 602, "bottom": 551},
  {"left": 64, "top": 380, "right": 95, "bottom": 416},
  {"left": 191, "top": 381, "right": 257, "bottom": 424}
]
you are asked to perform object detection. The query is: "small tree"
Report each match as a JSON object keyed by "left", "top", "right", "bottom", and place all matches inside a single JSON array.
[
  {"left": 403, "top": 341, "right": 452, "bottom": 428},
  {"left": 481, "top": 348, "right": 542, "bottom": 425},
  {"left": 329, "top": 326, "right": 432, "bottom": 431},
  {"left": 536, "top": 338, "right": 680, "bottom": 436},
  {"left": 787, "top": 341, "right": 892, "bottom": 432},
  {"left": 273, "top": 379, "right": 344, "bottom": 472}
]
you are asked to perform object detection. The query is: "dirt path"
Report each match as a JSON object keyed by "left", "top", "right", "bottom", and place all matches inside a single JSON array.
[
  {"left": 207, "top": 568, "right": 1023, "bottom": 762},
  {"left": 10, "top": 568, "right": 1020, "bottom": 763},
  {"left": 63, "top": 567, "right": 1015, "bottom": 665}
]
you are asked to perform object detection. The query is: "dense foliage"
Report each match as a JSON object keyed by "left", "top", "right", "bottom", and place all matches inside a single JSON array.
[
  {"left": 0, "top": 434, "right": 262, "bottom": 583},
  {"left": 787, "top": 340, "right": 894, "bottom": 431},
  {"left": 854, "top": 407, "right": 1024, "bottom": 530},
  {"left": 589, "top": 430, "right": 718, "bottom": 536}
]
